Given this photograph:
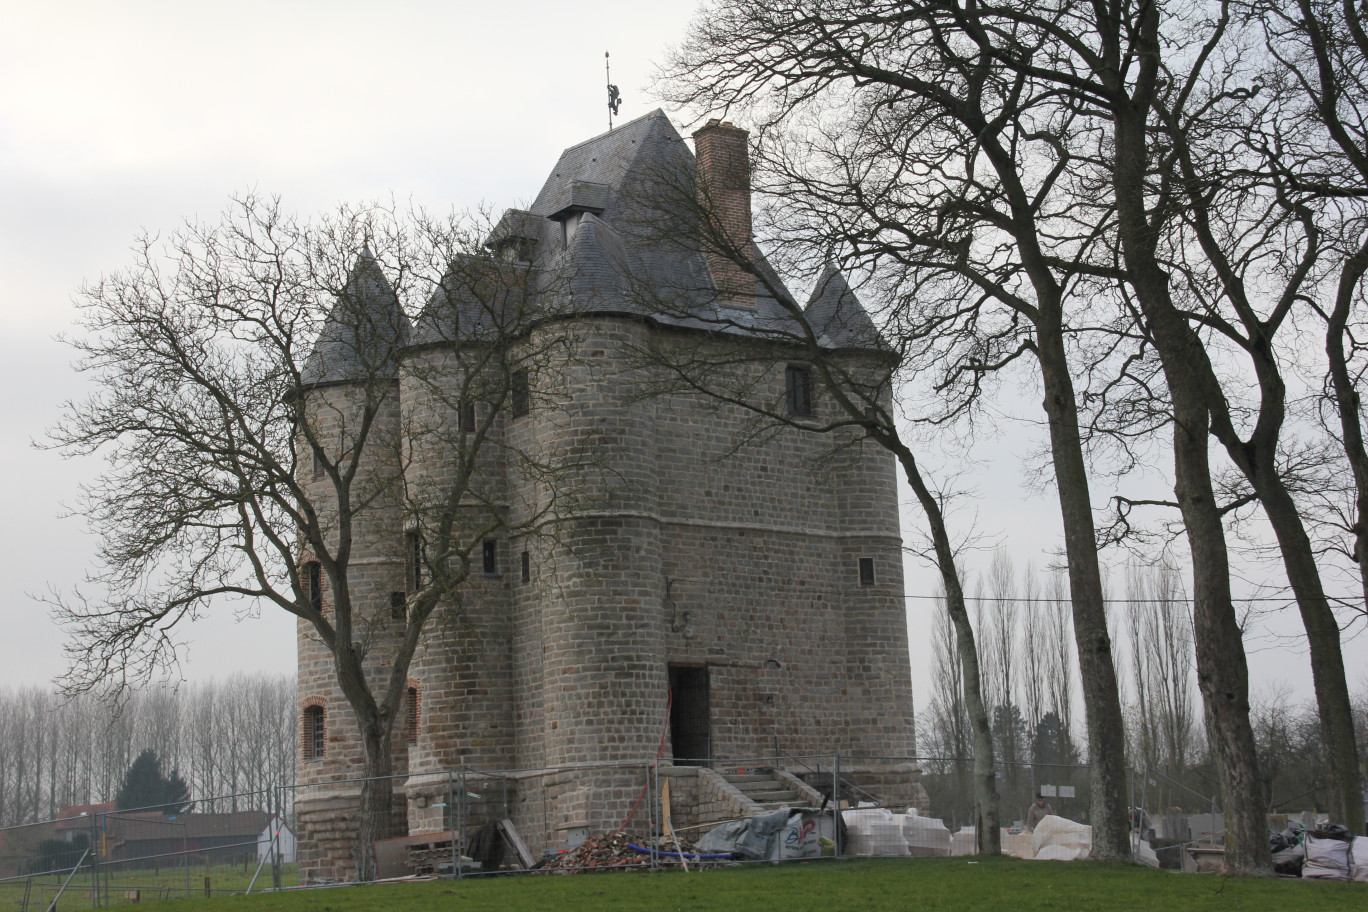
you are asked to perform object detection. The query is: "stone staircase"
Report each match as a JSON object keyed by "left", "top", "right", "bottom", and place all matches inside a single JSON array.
[{"left": 719, "top": 768, "right": 818, "bottom": 812}]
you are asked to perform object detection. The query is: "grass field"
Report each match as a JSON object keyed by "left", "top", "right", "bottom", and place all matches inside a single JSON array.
[
  {"left": 0, "top": 862, "right": 301, "bottom": 910},
  {"left": 117, "top": 856, "right": 1366, "bottom": 912}
]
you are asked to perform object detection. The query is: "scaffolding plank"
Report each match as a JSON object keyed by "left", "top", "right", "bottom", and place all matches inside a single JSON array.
[{"left": 498, "top": 819, "right": 535, "bottom": 869}]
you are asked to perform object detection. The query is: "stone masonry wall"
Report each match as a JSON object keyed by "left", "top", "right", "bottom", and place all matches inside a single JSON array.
[{"left": 297, "top": 313, "right": 919, "bottom": 872}]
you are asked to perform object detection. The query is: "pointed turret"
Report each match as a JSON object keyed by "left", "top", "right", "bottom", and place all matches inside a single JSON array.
[
  {"left": 301, "top": 248, "right": 411, "bottom": 386},
  {"left": 803, "top": 263, "right": 884, "bottom": 350}
]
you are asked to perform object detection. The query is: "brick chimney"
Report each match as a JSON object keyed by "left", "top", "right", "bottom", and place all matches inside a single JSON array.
[{"left": 692, "top": 119, "right": 755, "bottom": 305}]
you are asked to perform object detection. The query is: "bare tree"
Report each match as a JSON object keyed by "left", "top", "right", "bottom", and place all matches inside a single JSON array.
[
  {"left": 1045, "top": 569, "right": 1076, "bottom": 752},
  {"left": 663, "top": 0, "right": 1136, "bottom": 859},
  {"left": 45, "top": 195, "right": 575, "bottom": 878},
  {"left": 1019, "top": 564, "right": 1048, "bottom": 752},
  {"left": 987, "top": 550, "right": 1021, "bottom": 764}
]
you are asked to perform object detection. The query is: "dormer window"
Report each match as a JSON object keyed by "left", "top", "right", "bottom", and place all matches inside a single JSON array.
[
  {"left": 485, "top": 209, "right": 540, "bottom": 265},
  {"left": 561, "top": 212, "right": 583, "bottom": 246},
  {"left": 549, "top": 180, "right": 609, "bottom": 248}
]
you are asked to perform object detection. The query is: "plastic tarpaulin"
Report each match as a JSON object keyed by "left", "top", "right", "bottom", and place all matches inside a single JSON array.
[
  {"left": 696, "top": 808, "right": 826, "bottom": 862},
  {"left": 842, "top": 808, "right": 910, "bottom": 857},
  {"left": 1031, "top": 815, "right": 1092, "bottom": 861},
  {"left": 696, "top": 807, "right": 793, "bottom": 860},
  {"left": 900, "top": 813, "right": 951, "bottom": 857}
]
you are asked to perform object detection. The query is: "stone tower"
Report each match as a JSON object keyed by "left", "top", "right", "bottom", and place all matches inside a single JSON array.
[{"left": 296, "top": 110, "right": 919, "bottom": 877}]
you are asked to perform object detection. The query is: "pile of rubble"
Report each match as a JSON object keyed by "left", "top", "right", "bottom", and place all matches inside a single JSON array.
[{"left": 537, "top": 832, "right": 710, "bottom": 873}]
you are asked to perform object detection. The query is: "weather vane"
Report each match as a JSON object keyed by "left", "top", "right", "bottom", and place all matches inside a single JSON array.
[{"left": 606, "top": 51, "right": 623, "bottom": 132}]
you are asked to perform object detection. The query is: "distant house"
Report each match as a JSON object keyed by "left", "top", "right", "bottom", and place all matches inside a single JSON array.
[
  {"left": 52, "top": 810, "right": 294, "bottom": 867},
  {"left": 54, "top": 802, "right": 116, "bottom": 842}
]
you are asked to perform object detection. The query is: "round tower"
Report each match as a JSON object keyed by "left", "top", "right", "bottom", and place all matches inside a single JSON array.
[
  {"left": 294, "top": 249, "right": 413, "bottom": 880},
  {"left": 524, "top": 316, "right": 668, "bottom": 839}
]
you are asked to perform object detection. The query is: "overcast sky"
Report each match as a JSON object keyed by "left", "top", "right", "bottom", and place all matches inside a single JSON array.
[{"left": 1, "top": 2, "right": 1359, "bottom": 714}]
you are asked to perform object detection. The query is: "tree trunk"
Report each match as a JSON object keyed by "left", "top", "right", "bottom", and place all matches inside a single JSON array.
[
  {"left": 1327, "top": 260, "right": 1368, "bottom": 615},
  {"left": 334, "top": 634, "right": 399, "bottom": 883},
  {"left": 1108, "top": 20, "right": 1269, "bottom": 869},
  {"left": 354, "top": 721, "right": 395, "bottom": 882},
  {"left": 1120, "top": 260, "right": 1271, "bottom": 874},
  {"left": 1247, "top": 469, "right": 1364, "bottom": 832},
  {"left": 1037, "top": 330, "right": 1131, "bottom": 861},
  {"left": 888, "top": 442, "right": 1001, "bottom": 854}
]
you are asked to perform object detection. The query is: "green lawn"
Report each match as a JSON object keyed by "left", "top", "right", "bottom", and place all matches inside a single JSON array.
[
  {"left": 0, "top": 862, "right": 299, "bottom": 910},
  {"left": 118, "top": 856, "right": 1366, "bottom": 912}
]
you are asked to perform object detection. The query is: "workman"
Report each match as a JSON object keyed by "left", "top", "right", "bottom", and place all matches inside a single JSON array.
[{"left": 1025, "top": 794, "right": 1054, "bottom": 832}]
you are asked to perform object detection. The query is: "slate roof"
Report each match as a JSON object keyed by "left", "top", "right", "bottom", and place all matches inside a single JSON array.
[
  {"left": 313, "top": 109, "right": 882, "bottom": 371},
  {"left": 410, "top": 255, "right": 539, "bottom": 347},
  {"left": 301, "top": 248, "right": 411, "bottom": 386},
  {"left": 803, "top": 263, "right": 886, "bottom": 350}
]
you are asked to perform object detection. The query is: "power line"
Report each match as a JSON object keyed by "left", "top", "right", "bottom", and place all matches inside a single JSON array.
[{"left": 900, "top": 592, "right": 1354, "bottom": 605}]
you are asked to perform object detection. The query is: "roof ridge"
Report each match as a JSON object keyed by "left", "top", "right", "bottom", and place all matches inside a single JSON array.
[{"left": 557, "top": 108, "right": 670, "bottom": 155}]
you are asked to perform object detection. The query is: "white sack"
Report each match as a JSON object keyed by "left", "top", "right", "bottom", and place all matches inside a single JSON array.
[
  {"left": 950, "top": 826, "right": 977, "bottom": 857},
  {"left": 1131, "top": 834, "right": 1159, "bottom": 868},
  {"left": 842, "top": 808, "right": 908, "bottom": 857},
  {"left": 1303, "top": 835, "right": 1350, "bottom": 881},
  {"left": 1351, "top": 836, "right": 1368, "bottom": 883},
  {"left": 1032, "top": 815, "right": 1092, "bottom": 860},
  {"left": 1034, "top": 844, "right": 1082, "bottom": 861},
  {"left": 900, "top": 814, "right": 951, "bottom": 857}
]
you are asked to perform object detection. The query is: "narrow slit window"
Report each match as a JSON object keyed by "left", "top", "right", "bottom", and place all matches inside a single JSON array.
[
  {"left": 483, "top": 540, "right": 499, "bottom": 576},
  {"left": 303, "top": 705, "right": 326, "bottom": 760},
  {"left": 459, "top": 400, "right": 476, "bottom": 433},
  {"left": 510, "top": 370, "right": 530, "bottom": 417},
  {"left": 311, "top": 446, "right": 325, "bottom": 476},
  {"left": 858, "top": 557, "right": 876, "bottom": 586},
  {"left": 304, "top": 561, "right": 323, "bottom": 613},
  {"left": 405, "top": 531, "right": 423, "bottom": 592},
  {"left": 390, "top": 591, "right": 407, "bottom": 620},
  {"left": 406, "top": 686, "right": 420, "bottom": 744},
  {"left": 520, "top": 549, "right": 531, "bottom": 583},
  {"left": 786, "top": 365, "right": 813, "bottom": 417}
]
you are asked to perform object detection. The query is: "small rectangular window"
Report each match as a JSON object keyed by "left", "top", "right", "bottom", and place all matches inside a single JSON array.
[
  {"left": 510, "top": 370, "right": 530, "bottom": 417},
  {"left": 459, "top": 400, "right": 476, "bottom": 433},
  {"left": 390, "top": 591, "right": 407, "bottom": 620},
  {"left": 311, "top": 446, "right": 325, "bottom": 477},
  {"left": 304, "top": 561, "right": 323, "bottom": 613},
  {"left": 858, "top": 557, "right": 876, "bottom": 586},
  {"left": 786, "top": 365, "right": 813, "bottom": 417},
  {"left": 520, "top": 549, "right": 531, "bottom": 583},
  {"left": 406, "top": 531, "right": 423, "bottom": 592},
  {"left": 483, "top": 540, "right": 499, "bottom": 576}
]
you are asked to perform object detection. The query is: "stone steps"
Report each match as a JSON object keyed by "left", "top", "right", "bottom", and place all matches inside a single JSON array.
[{"left": 719, "top": 769, "right": 808, "bottom": 810}]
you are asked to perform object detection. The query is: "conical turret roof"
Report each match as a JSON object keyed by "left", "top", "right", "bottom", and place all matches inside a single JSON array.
[
  {"left": 803, "top": 264, "right": 884, "bottom": 350},
  {"left": 301, "top": 248, "right": 411, "bottom": 386}
]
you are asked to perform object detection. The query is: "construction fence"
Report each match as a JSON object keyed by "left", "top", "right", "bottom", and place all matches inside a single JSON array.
[{"left": 0, "top": 755, "right": 1226, "bottom": 905}]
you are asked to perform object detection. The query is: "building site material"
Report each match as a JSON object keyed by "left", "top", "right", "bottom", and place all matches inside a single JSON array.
[
  {"left": 898, "top": 814, "right": 951, "bottom": 857},
  {"left": 1031, "top": 816, "right": 1092, "bottom": 861},
  {"left": 498, "top": 820, "right": 534, "bottom": 870},
  {"left": 1303, "top": 831, "right": 1352, "bottom": 881},
  {"left": 842, "top": 808, "right": 909, "bottom": 857}
]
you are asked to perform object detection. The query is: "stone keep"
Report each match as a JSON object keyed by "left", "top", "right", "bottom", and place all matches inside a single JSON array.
[{"left": 295, "top": 111, "right": 920, "bottom": 878}]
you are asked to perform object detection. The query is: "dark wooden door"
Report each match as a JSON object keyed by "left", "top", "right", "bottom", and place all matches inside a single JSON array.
[{"left": 668, "top": 665, "right": 710, "bottom": 765}]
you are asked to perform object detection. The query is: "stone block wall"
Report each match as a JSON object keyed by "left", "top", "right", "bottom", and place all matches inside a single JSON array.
[{"left": 296, "top": 313, "right": 919, "bottom": 876}]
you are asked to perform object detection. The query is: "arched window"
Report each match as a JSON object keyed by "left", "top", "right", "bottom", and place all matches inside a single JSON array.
[
  {"left": 303, "top": 705, "right": 326, "bottom": 760},
  {"left": 406, "top": 686, "right": 421, "bottom": 744}
]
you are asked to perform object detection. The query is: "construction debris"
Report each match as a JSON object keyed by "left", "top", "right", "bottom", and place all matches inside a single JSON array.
[{"left": 536, "top": 831, "right": 718, "bottom": 873}]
